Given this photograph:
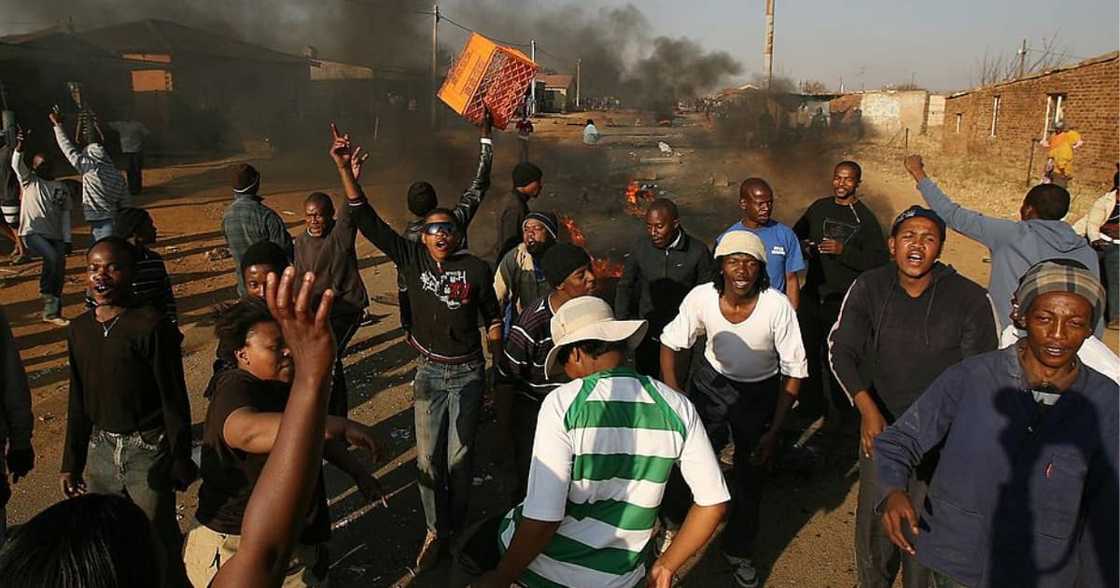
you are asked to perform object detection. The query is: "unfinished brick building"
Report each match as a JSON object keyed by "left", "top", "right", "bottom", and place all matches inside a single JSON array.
[{"left": 942, "top": 51, "right": 1118, "bottom": 189}]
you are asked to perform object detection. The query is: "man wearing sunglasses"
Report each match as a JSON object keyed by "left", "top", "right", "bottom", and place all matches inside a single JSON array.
[{"left": 328, "top": 123, "right": 502, "bottom": 575}]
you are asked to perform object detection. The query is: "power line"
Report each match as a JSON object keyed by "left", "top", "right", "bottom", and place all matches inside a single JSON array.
[{"left": 438, "top": 14, "right": 530, "bottom": 48}]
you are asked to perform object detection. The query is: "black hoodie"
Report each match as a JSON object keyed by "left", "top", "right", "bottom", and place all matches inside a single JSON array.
[{"left": 828, "top": 262, "right": 999, "bottom": 420}]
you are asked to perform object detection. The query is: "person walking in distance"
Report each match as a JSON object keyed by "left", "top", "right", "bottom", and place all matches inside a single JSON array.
[
  {"left": 1039, "top": 120, "right": 1083, "bottom": 188},
  {"left": 329, "top": 124, "right": 501, "bottom": 574},
  {"left": 107, "top": 116, "right": 150, "bottom": 195},
  {"left": 50, "top": 110, "right": 127, "bottom": 241},
  {"left": 828, "top": 206, "right": 999, "bottom": 588},
  {"left": 793, "top": 161, "right": 889, "bottom": 423},
  {"left": 659, "top": 231, "right": 808, "bottom": 588}
]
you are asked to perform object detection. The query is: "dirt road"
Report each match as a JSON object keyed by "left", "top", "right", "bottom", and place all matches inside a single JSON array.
[{"left": 2, "top": 112, "right": 1114, "bottom": 587}]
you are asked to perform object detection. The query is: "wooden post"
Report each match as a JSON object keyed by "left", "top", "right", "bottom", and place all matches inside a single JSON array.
[{"left": 1025, "top": 140, "right": 1036, "bottom": 187}]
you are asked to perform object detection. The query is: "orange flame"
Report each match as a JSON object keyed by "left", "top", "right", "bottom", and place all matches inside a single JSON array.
[
  {"left": 624, "top": 180, "right": 655, "bottom": 217},
  {"left": 560, "top": 215, "right": 587, "bottom": 247},
  {"left": 559, "top": 215, "right": 624, "bottom": 283}
]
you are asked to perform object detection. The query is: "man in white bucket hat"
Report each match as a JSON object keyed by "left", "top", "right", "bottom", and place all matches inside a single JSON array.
[{"left": 477, "top": 296, "right": 730, "bottom": 588}]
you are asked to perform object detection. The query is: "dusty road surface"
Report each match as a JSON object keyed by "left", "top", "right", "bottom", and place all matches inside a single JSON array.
[{"left": 2, "top": 112, "right": 1115, "bottom": 587}]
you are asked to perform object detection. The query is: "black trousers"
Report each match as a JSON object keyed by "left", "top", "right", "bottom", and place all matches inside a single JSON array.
[
  {"left": 662, "top": 357, "right": 778, "bottom": 558},
  {"left": 796, "top": 292, "right": 851, "bottom": 421},
  {"left": 510, "top": 393, "right": 541, "bottom": 504},
  {"left": 125, "top": 151, "right": 143, "bottom": 195},
  {"left": 328, "top": 312, "right": 363, "bottom": 417}
]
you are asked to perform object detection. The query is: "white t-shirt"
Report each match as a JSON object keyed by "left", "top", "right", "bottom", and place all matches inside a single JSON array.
[
  {"left": 660, "top": 284, "right": 809, "bottom": 382},
  {"left": 999, "top": 325, "right": 1120, "bottom": 384},
  {"left": 499, "top": 368, "right": 729, "bottom": 588}
]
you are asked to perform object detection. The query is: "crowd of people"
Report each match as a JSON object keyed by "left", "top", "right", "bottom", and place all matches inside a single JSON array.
[{"left": 0, "top": 106, "right": 1115, "bottom": 588}]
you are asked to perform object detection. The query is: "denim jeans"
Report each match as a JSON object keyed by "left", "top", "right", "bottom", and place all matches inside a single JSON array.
[
  {"left": 23, "top": 233, "right": 65, "bottom": 299},
  {"left": 85, "top": 428, "right": 186, "bottom": 586},
  {"left": 413, "top": 356, "right": 484, "bottom": 535},
  {"left": 89, "top": 218, "right": 115, "bottom": 242},
  {"left": 856, "top": 450, "right": 930, "bottom": 588}
]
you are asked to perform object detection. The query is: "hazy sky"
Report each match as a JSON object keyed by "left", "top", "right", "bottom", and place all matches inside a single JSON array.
[{"left": 444, "top": 0, "right": 1119, "bottom": 92}]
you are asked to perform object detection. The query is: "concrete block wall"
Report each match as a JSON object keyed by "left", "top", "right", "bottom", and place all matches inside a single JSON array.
[{"left": 942, "top": 53, "right": 1119, "bottom": 188}]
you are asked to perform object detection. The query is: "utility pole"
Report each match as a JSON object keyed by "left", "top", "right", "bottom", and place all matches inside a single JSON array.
[
  {"left": 430, "top": 4, "right": 439, "bottom": 129},
  {"left": 763, "top": 0, "right": 775, "bottom": 89},
  {"left": 575, "top": 58, "right": 582, "bottom": 109},
  {"left": 1017, "top": 38, "right": 1028, "bottom": 79},
  {"left": 530, "top": 40, "right": 537, "bottom": 116}
]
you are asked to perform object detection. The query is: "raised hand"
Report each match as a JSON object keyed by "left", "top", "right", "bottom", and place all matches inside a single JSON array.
[
  {"left": 350, "top": 145, "right": 369, "bottom": 181},
  {"left": 265, "top": 267, "right": 336, "bottom": 385},
  {"left": 481, "top": 107, "right": 493, "bottom": 138},
  {"left": 13, "top": 127, "right": 27, "bottom": 152},
  {"left": 329, "top": 122, "right": 352, "bottom": 169}
]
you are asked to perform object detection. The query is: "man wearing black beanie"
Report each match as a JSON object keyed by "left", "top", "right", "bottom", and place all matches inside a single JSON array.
[
  {"left": 493, "top": 242, "right": 596, "bottom": 500},
  {"left": 495, "top": 161, "right": 544, "bottom": 265},
  {"left": 396, "top": 114, "right": 493, "bottom": 333}
]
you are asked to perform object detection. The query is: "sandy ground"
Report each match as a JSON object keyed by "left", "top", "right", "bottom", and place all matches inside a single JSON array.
[{"left": 2, "top": 112, "right": 1116, "bottom": 587}]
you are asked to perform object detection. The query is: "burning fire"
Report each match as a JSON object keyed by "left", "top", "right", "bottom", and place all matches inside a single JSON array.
[
  {"left": 624, "top": 180, "right": 656, "bottom": 217},
  {"left": 559, "top": 215, "right": 624, "bottom": 281}
]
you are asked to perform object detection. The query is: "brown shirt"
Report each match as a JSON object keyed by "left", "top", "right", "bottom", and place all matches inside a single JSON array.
[{"left": 294, "top": 199, "right": 368, "bottom": 317}]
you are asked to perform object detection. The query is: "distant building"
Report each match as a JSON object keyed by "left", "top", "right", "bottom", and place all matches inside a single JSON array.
[
  {"left": 538, "top": 74, "right": 576, "bottom": 113},
  {"left": 80, "top": 19, "right": 310, "bottom": 151},
  {"left": 942, "top": 51, "right": 1118, "bottom": 188}
]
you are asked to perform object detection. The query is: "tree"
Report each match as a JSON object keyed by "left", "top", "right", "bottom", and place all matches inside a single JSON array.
[
  {"left": 972, "top": 34, "right": 1070, "bottom": 86},
  {"left": 801, "top": 80, "right": 829, "bottom": 94}
]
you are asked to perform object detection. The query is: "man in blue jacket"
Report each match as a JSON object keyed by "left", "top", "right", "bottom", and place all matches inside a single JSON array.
[
  {"left": 875, "top": 260, "right": 1117, "bottom": 588},
  {"left": 904, "top": 154, "right": 1101, "bottom": 336}
]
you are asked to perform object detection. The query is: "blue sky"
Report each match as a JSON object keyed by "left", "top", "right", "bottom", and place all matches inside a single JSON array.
[{"left": 446, "top": 0, "right": 1119, "bottom": 92}]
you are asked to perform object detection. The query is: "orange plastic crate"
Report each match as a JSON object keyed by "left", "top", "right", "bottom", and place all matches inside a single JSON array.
[{"left": 438, "top": 33, "right": 538, "bottom": 130}]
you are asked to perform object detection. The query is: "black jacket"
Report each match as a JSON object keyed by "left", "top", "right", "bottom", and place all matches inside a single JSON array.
[
  {"left": 793, "top": 196, "right": 889, "bottom": 300},
  {"left": 494, "top": 189, "right": 530, "bottom": 265},
  {"left": 614, "top": 230, "right": 713, "bottom": 337},
  {"left": 351, "top": 199, "right": 500, "bottom": 363},
  {"left": 828, "top": 262, "right": 999, "bottom": 420}
]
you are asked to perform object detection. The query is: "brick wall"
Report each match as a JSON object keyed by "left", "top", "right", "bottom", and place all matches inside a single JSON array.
[{"left": 942, "top": 52, "right": 1119, "bottom": 188}]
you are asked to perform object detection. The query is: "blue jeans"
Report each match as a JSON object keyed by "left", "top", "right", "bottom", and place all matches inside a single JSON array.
[
  {"left": 89, "top": 218, "right": 114, "bottom": 242},
  {"left": 23, "top": 233, "right": 65, "bottom": 298},
  {"left": 85, "top": 428, "right": 186, "bottom": 586},
  {"left": 413, "top": 356, "right": 484, "bottom": 535}
]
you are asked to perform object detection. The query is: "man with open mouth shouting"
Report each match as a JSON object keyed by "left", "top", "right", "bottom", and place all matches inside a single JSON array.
[
  {"left": 61, "top": 236, "right": 196, "bottom": 586},
  {"left": 828, "top": 205, "right": 999, "bottom": 588},
  {"left": 328, "top": 123, "right": 502, "bottom": 575}
]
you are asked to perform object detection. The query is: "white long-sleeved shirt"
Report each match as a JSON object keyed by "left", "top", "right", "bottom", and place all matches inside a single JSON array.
[
  {"left": 53, "top": 125, "right": 127, "bottom": 221},
  {"left": 12, "top": 150, "right": 71, "bottom": 242}
]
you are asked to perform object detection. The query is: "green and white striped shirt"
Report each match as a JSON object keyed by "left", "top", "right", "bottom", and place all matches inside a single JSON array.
[{"left": 499, "top": 367, "right": 730, "bottom": 587}]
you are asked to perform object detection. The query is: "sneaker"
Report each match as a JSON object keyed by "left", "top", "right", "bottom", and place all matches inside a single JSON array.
[
  {"left": 42, "top": 315, "right": 70, "bottom": 327},
  {"left": 413, "top": 530, "right": 444, "bottom": 575},
  {"left": 724, "top": 554, "right": 760, "bottom": 588}
]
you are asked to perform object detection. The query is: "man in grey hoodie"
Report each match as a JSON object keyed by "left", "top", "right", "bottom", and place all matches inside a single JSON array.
[
  {"left": 904, "top": 155, "right": 1101, "bottom": 335},
  {"left": 50, "top": 111, "right": 128, "bottom": 242}
]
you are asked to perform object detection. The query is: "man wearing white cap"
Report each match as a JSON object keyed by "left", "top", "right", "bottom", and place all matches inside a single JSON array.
[
  {"left": 479, "top": 296, "right": 730, "bottom": 588},
  {"left": 659, "top": 230, "right": 808, "bottom": 588}
]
